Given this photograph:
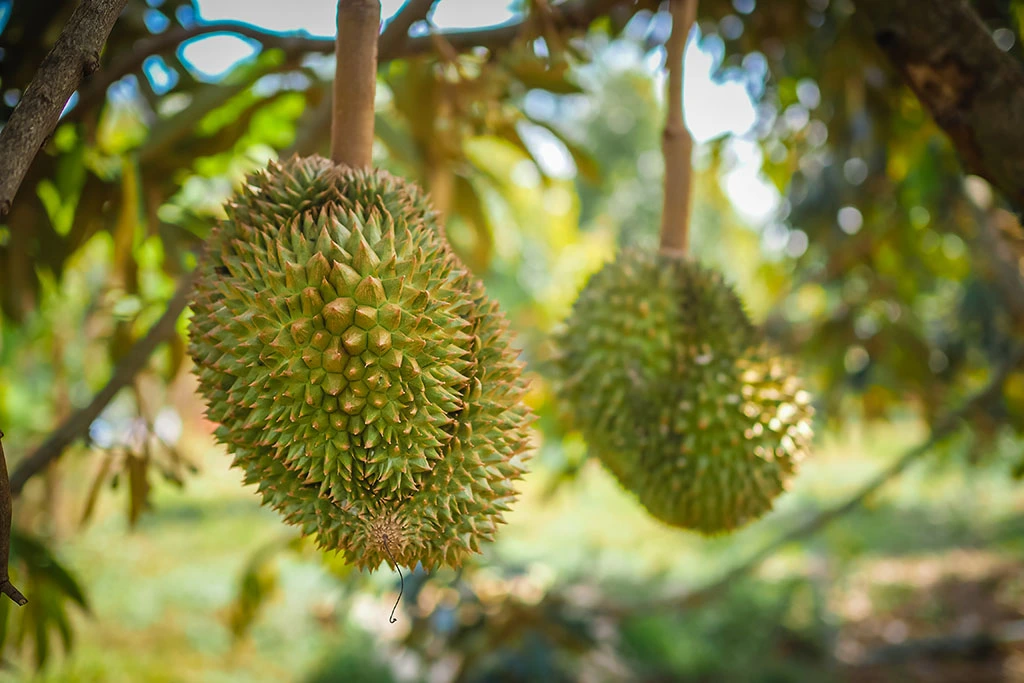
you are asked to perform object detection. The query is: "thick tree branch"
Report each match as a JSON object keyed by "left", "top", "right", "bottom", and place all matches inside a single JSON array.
[
  {"left": 0, "top": 0, "right": 128, "bottom": 218},
  {"left": 659, "top": 0, "right": 697, "bottom": 255},
  {"left": 0, "top": 432, "right": 27, "bottom": 606},
  {"left": 602, "top": 346, "right": 1024, "bottom": 617},
  {"left": 853, "top": 0, "right": 1024, "bottom": 211},
  {"left": 332, "top": 0, "right": 382, "bottom": 168},
  {"left": 9, "top": 274, "right": 196, "bottom": 497}
]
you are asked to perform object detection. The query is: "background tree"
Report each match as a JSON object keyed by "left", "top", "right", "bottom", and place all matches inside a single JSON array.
[{"left": 1, "top": 0, "right": 1024, "bottom": 680}]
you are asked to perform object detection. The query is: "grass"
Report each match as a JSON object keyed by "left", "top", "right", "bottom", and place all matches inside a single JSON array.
[{"left": 1, "top": 418, "right": 1021, "bottom": 682}]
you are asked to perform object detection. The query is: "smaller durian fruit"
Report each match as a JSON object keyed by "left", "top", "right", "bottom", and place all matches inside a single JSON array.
[{"left": 553, "top": 248, "right": 813, "bottom": 534}]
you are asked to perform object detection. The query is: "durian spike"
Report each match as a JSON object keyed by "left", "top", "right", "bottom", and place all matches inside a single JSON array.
[
  {"left": 659, "top": 0, "right": 698, "bottom": 255},
  {"left": 332, "top": 0, "right": 381, "bottom": 169}
]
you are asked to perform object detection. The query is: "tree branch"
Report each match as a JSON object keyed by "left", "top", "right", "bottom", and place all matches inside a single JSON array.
[
  {"left": 602, "top": 345, "right": 1024, "bottom": 617},
  {"left": 74, "top": 0, "right": 635, "bottom": 123},
  {"left": 0, "top": 0, "right": 129, "bottom": 218},
  {"left": 853, "top": 0, "right": 1024, "bottom": 211},
  {"left": 71, "top": 21, "right": 334, "bottom": 119},
  {"left": 9, "top": 274, "right": 196, "bottom": 497},
  {"left": 659, "top": 0, "right": 697, "bottom": 255},
  {"left": 0, "top": 432, "right": 27, "bottom": 606},
  {"left": 332, "top": 0, "right": 382, "bottom": 168},
  {"left": 378, "top": 0, "right": 437, "bottom": 57},
  {"left": 851, "top": 623, "right": 1024, "bottom": 667}
]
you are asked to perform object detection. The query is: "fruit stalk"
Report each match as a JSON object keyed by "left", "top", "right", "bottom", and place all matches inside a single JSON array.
[
  {"left": 332, "top": 0, "right": 382, "bottom": 169},
  {"left": 659, "top": 0, "right": 698, "bottom": 255}
]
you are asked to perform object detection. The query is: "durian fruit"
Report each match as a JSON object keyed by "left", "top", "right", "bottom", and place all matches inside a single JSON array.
[
  {"left": 189, "top": 155, "right": 532, "bottom": 570},
  {"left": 553, "top": 248, "right": 812, "bottom": 534}
]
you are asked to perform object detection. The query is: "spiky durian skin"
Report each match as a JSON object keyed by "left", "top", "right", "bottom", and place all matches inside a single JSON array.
[
  {"left": 188, "top": 155, "right": 532, "bottom": 571},
  {"left": 553, "top": 248, "right": 813, "bottom": 534}
]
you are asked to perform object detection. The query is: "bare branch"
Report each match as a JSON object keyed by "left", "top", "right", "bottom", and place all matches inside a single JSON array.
[
  {"left": 388, "top": 0, "right": 630, "bottom": 59},
  {"left": 659, "top": 0, "right": 697, "bottom": 255},
  {"left": 9, "top": 274, "right": 196, "bottom": 497},
  {"left": 72, "top": 21, "right": 334, "bottom": 119},
  {"left": 378, "top": 0, "right": 437, "bottom": 57},
  {"left": 0, "top": 432, "right": 27, "bottom": 606},
  {"left": 601, "top": 346, "right": 1024, "bottom": 617},
  {"left": 0, "top": 0, "right": 129, "bottom": 218},
  {"left": 332, "top": 0, "right": 382, "bottom": 168},
  {"left": 75, "top": 0, "right": 636, "bottom": 122}
]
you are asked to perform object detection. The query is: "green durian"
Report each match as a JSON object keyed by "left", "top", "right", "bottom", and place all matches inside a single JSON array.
[
  {"left": 554, "top": 248, "right": 813, "bottom": 534},
  {"left": 189, "top": 155, "right": 533, "bottom": 570}
]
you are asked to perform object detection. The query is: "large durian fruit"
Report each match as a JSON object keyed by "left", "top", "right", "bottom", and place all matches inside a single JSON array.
[
  {"left": 554, "top": 248, "right": 813, "bottom": 534},
  {"left": 189, "top": 155, "right": 533, "bottom": 570}
]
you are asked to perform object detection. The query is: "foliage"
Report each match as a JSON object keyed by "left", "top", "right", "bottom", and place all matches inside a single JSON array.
[
  {"left": 0, "top": 530, "right": 89, "bottom": 670},
  {"left": 1, "top": 0, "right": 1024, "bottom": 678}
]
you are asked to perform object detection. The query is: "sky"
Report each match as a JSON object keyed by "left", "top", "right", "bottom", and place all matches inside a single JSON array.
[{"left": 182, "top": 0, "right": 778, "bottom": 220}]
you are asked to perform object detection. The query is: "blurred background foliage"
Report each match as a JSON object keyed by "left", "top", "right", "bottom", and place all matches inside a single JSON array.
[{"left": 1, "top": 0, "right": 1024, "bottom": 680}]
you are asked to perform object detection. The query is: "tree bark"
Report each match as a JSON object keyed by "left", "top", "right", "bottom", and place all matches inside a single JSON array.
[
  {"left": 0, "top": 433, "right": 27, "bottom": 606},
  {"left": 853, "top": 0, "right": 1024, "bottom": 211},
  {"left": 0, "top": 0, "right": 128, "bottom": 217}
]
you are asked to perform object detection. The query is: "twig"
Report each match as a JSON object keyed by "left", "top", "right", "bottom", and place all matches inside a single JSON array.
[
  {"left": 378, "top": 0, "right": 437, "bottom": 57},
  {"left": 0, "top": 432, "right": 27, "bottom": 606},
  {"left": 9, "top": 274, "right": 196, "bottom": 497},
  {"left": 332, "top": 0, "right": 382, "bottom": 168},
  {"left": 0, "top": 0, "right": 129, "bottom": 218},
  {"left": 659, "top": 0, "right": 697, "bottom": 255},
  {"left": 601, "top": 346, "right": 1024, "bottom": 617}
]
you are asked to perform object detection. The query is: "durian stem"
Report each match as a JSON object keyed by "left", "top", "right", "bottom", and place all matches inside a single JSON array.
[
  {"left": 659, "top": 0, "right": 698, "bottom": 256},
  {"left": 332, "top": 0, "right": 382, "bottom": 169}
]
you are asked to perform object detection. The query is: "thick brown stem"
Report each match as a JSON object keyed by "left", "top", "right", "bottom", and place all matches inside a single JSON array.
[
  {"left": 332, "top": 0, "right": 382, "bottom": 169},
  {"left": 659, "top": 0, "right": 697, "bottom": 255},
  {"left": 0, "top": 433, "right": 27, "bottom": 606},
  {"left": 0, "top": 0, "right": 128, "bottom": 218}
]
